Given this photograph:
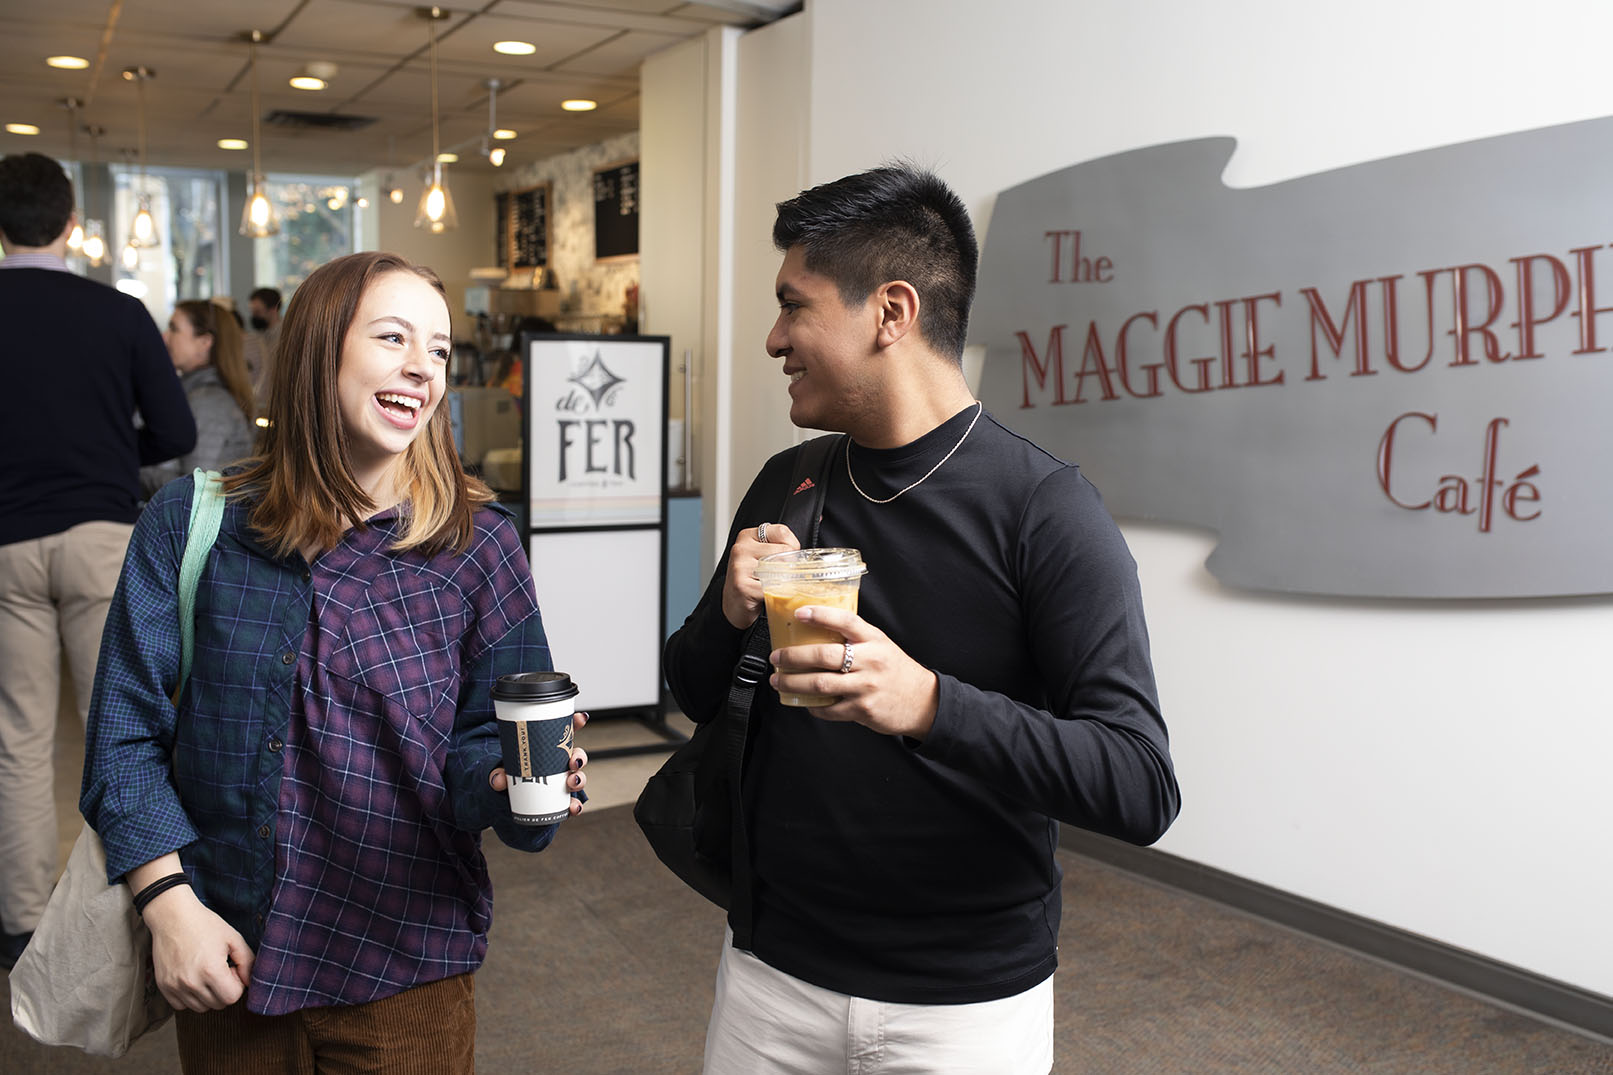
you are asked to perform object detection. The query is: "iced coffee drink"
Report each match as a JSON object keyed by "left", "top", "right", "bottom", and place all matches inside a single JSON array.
[{"left": 755, "top": 548, "right": 867, "bottom": 707}]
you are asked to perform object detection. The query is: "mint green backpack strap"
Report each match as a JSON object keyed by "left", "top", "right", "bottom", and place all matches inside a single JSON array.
[{"left": 176, "top": 469, "right": 226, "bottom": 696}]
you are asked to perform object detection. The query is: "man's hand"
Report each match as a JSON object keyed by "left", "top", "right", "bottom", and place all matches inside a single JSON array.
[
  {"left": 721, "top": 521, "right": 801, "bottom": 629},
  {"left": 769, "top": 605, "right": 940, "bottom": 739}
]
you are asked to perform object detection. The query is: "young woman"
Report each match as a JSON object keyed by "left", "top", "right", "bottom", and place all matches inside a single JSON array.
[
  {"left": 83, "top": 251, "right": 587, "bottom": 1072},
  {"left": 140, "top": 298, "right": 257, "bottom": 498}
]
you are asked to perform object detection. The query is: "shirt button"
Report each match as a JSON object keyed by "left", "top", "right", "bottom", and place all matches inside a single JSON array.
[
  {"left": 267, "top": 737, "right": 283, "bottom": 753},
  {"left": 255, "top": 913, "right": 264, "bottom": 928},
  {"left": 257, "top": 823, "right": 272, "bottom": 839},
  {"left": 302, "top": 571, "right": 311, "bottom": 582},
  {"left": 281, "top": 651, "right": 295, "bottom": 665}
]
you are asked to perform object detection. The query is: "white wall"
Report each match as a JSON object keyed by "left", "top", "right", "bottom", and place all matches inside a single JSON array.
[
  {"left": 709, "top": 0, "right": 1613, "bottom": 997},
  {"left": 642, "top": 35, "right": 710, "bottom": 434},
  {"left": 356, "top": 166, "right": 499, "bottom": 324}
]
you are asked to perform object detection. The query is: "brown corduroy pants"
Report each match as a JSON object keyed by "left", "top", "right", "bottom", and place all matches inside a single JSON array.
[{"left": 173, "top": 973, "right": 477, "bottom": 1074}]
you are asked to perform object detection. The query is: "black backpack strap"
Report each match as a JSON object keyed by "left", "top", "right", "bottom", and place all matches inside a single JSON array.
[{"left": 725, "top": 433, "right": 841, "bottom": 948}]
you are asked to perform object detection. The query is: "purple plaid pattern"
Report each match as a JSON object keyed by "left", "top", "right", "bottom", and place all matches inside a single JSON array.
[{"left": 83, "top": 475, "right": 555, "bottom": 1015}]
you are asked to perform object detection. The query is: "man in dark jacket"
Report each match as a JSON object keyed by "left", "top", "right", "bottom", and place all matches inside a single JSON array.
[{"left": 0, "top": 152, "right": 195, "bottom": 967}]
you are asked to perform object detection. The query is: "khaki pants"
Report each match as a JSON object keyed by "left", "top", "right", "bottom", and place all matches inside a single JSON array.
[
  {"left": 0, "top": 520, "right": 132, "bottom": 933},
  {"left": 175, "top": 973, "right": 477, "bottom": 1074}
]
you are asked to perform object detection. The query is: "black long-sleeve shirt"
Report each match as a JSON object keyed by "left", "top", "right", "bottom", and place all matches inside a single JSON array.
[
  {"left": 665, "top": 405, "right": 1179, "bottom": 1004},
  {"left": 0, "top": 265, "right": 195, "bottom": 545}
]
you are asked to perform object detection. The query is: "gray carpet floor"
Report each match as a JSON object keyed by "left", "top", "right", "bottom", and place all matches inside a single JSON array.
[{"left": 6, "top": 804, "right": 1612, "bottom": 1073}]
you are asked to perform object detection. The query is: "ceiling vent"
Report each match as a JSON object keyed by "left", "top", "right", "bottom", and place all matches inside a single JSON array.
[{"left": 264, "top": 110, "right": 376, "bottom": 132}]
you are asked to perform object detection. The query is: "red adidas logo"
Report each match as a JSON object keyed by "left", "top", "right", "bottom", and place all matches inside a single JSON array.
[{"left": 793, "top": 477, "right": 816, "bottom": 495}]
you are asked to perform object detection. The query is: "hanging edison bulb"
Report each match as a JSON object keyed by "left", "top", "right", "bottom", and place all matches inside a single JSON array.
[
  {"left": 67, "top": 221, "right": 85, "bottom": 251},
  {"left": 415, "top": 161, "right": 458, "bottom": 233},
  {"left": 130, "top": 200, "right": 159, "bottom": 246},
  {"left": 122, "top": 68, "right": 161, "bottom": 249},
  {"left": 242, "top": 175, "right": 277, "bottom": 237},
  {"left": 121, "top": 241, "right": 139, "bottom": 270},
  {"left": 238, "top": 31, "right": 280, "bottom": 237},
  {"left": 413, "top": 8, "right": 455, "bottom": 233},
  {"left": 81, "top": 219, "right": 106, "bottom": 266}
]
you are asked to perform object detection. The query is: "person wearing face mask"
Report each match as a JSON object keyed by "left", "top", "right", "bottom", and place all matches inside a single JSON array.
[
  {"left": 140, "top": 298, "right": 257, "bottom": 499},
  {"left": 243, "top": 287, "right": 283, "bottom": 410}
]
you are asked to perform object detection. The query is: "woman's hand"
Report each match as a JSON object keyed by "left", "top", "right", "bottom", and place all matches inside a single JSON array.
[{"left": 140, "top": 885, "right": 255, "bottom": 1012}]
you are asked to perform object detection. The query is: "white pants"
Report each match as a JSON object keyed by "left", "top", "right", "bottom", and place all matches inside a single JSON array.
[
  {"left": 0, "top": 521, "right": 132, "bottom": 933},
  {"left": 704, "top": 932, "right": 1054, "bottom": 1075}
]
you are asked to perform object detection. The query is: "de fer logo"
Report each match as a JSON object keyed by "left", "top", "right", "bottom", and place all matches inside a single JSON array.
[{"left": 554, "top": 350, "right": 638, "bottom": 484}]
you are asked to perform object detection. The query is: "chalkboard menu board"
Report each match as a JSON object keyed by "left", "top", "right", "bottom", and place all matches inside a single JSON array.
[
  {"left": 592, "top": 159, "right": 639, "bottom": 261},
  {"left": 495, "top": 184, "right": 551, "bottom": 270}
]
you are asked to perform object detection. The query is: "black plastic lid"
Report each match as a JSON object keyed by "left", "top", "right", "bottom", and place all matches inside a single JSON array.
[{"left": 491, "top": 671, "right": 579, "bottom": 702}]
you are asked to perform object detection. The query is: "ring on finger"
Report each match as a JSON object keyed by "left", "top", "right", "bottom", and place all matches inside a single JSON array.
[
  {"left": 756, "top": 522, "right": 769, "bottom": 543},
  {"left": 840, "top": 641, "right": 855, "bottom": 674}
]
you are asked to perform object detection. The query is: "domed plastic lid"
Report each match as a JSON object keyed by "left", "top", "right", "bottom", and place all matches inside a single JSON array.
[
  {"left": 754, "top": 547, "right": 867, "bottom": 582},
  {"left": 492, "top": 671, "right": 579, "bottom": 702}
]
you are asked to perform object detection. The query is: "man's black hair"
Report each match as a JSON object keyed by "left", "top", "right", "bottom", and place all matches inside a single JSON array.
[
  {"left": 0, "top": 153, "right": 74, "bottom": 248},
  {"left": 773, "top": 163, "right": 978, "bottom": 361},
  {"left": 250, "top": 287, "right": 283, "bottom": 311}
]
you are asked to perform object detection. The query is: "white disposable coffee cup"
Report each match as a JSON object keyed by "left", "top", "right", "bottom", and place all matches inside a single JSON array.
[{"left": 491, "top": 671, "right": 579, "bottom": 825}]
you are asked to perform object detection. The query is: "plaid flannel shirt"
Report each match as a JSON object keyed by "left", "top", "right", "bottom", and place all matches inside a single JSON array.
[{"left": 83, "top": 474, "right": 555, "bottom": 1014}]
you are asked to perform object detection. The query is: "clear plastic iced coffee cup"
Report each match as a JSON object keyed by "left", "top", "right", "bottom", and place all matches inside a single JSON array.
[{"left": 755, "top": 548, "right": 868, "bottom": 707}]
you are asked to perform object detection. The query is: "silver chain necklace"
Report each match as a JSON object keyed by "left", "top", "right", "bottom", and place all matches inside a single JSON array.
[{"left": 845, "top": 402, "right": 984, "bottom": 504}]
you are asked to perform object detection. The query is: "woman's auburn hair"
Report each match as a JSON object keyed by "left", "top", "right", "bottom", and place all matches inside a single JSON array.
[{"left": 220, "top": 251, "right": 493, "bottom": 559}]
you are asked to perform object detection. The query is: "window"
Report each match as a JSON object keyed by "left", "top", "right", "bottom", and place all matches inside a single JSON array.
[
  {"left": 248, "top": 176, "right": 358, "bottom": 298},
  {"left": 110, "top": 165, "right": 225, "bottom": 323}
]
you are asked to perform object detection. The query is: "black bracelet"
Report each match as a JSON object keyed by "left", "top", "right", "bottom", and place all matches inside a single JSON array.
[{"left": 132, "top": 872, "right": 191, "bottom": 916}]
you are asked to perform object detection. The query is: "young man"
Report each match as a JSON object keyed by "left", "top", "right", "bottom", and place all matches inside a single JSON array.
[
  {"left": 244, "top": 286, "right": 283, "bottom": 409},
  {"left": 0, "top": 152, "right": 195, "bottom": 967},
  {"left": 663, "top": 164, "right": 1180, "bottom": 1074}
]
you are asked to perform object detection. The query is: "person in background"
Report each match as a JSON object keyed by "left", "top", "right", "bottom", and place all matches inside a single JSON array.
[
  {"left": 0, "top": 151, "right": 195, "bottom": 970},
  {"left": 664, "top": 164, "right": 1180, "bottom": 1074},
  {"left": 140, "top": 298, "right": 257, "bottom": 498},
  {"left": 248, "top": 286, "right": 282, "bottom": 339},
  {"left": 82, "top": 251, "right": 587, "bottom": 1072},
  {"left": 245, "top": 286, "right": 283, "bottom": 409}
]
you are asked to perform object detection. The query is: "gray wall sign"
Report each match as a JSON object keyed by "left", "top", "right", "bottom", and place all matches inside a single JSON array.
[{"left": 972, "top": 119, "right": 1613, "bottom": 598}]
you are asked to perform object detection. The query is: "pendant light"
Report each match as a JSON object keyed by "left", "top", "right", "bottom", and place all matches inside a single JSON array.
[
  {"left": 483, "top": 78, "right": 506, "bottom": 167},
  {"left": 121, "top": 67, "right": 159, "bottom": 249},
  {"left": 80, "top": 124, "right": 107, "bottom": 266},
  {"left": 240, "top": 31, "right": 279, "bottom": 237},
  {"left": 61, "top": 97, "right": 85, "bottom": 252},
  {"left": 414, "top": 7, "right": 457, "bottom": 234}
]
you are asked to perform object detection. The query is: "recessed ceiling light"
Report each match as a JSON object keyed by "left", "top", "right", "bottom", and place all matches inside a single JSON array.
[
  {"left": 493, "top": 41, "right": 536, "bottom": 55},
  {"left": 437, "top": 152, "right": 458, "bottom": 163},
  {"left": 47, "top": 55, "right": 89, "bottom": 70},
  {"left": 290, "top": 61, "right": 337, "bottom": 91},
  {"left": 5, "top": 123, "right": 41, "bottom": 135},
  {"left": 217, "top": 138, "right": 248, "bottom": 150},
  {"left": 493, "top": 128, "right": 517, "bottom": 140},
  {"left": 561, "top": 99, "right": 597, "bottom": 112}
]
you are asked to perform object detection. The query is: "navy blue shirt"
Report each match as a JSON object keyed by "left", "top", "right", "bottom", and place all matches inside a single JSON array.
[{"left": 0, "top": 259, "right": 194, "bottom": 545}]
